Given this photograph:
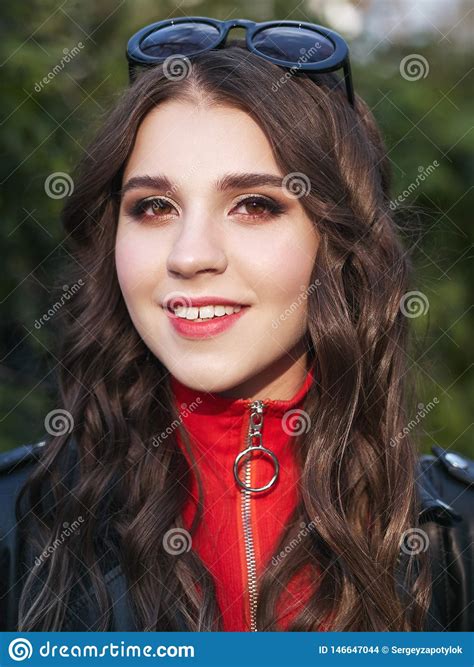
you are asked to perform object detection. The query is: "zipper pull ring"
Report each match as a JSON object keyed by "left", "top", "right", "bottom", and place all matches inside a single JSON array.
[{"left": 233, "top": 400, "right": 280, "bottom": 493}]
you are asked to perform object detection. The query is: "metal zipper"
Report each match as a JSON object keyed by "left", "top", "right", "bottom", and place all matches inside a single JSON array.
[{"left": 240, "top": 400, "right": 264, "bottom": 632}]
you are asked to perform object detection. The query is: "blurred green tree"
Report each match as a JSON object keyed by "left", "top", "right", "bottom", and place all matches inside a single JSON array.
[{"left": 1, "top": 1, "right": 472, "bottom": 456}]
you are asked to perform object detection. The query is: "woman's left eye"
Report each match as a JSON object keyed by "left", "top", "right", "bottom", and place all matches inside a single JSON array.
[
  {"left": 128, "top": 197, "right": 177, "bottom": 220},
  {"left": 232, "top": 196, "right": 286, "bottom": 219}
]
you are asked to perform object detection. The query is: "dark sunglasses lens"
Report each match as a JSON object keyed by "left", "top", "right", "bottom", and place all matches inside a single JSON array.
[
  {"left": 252, "top": 26, "right": 335, "bottom": 63},
  {"left": 141, "top": 22, "right": 220, "bottom": 58}
]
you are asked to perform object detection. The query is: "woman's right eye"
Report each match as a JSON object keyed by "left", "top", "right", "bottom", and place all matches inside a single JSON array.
[{"left": 127, "top": 196, "right": 177, "bottom": 221}]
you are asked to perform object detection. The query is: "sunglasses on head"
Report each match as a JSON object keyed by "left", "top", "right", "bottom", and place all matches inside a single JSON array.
[{"left": 126, "top": 17, "right": 356, "bottom": 108}]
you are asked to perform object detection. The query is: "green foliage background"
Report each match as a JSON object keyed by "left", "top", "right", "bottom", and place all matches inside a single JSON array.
[{"left": 1, "top": 1, "right": 472, "bottom": 456}]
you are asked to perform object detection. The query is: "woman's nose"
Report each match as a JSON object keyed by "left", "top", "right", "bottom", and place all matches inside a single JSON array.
[{"left": 166, "top": 218, "right": 227, "bottom": 279}]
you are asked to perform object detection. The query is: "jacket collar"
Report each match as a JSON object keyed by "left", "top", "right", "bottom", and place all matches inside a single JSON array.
[{"left": 169, "top": 364, "right": 315, "bottom": 461}]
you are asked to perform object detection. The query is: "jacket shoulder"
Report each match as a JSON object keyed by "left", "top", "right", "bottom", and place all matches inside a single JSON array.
[
  {"left": 0, "top": 440, "right": 48, "bottom": 511},
  {"left": 417, "top": 445, "right": 474, "bottom": 631},
  {"left": 0, "top": 440, "right": 48, "bottom": 537},
  {"left": 417, "top": 445, "right": 474, "bottom": 525},
  {"left": 0, "top": 440, "right": 48, "bottom": 475},
  {"left": 0, "top": 439, "right": 49, "bottom": 630}
]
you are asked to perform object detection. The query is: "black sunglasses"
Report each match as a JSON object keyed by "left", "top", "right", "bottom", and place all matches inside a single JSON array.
[{"left": 126, "top": 17, "right": 355, "bottom": 107}]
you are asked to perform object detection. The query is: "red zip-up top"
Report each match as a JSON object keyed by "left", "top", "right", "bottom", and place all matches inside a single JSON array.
[{"left": 170, "top": 364, "right": 327, "bottom": 631}]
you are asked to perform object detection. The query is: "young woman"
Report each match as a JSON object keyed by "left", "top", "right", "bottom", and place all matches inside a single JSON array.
[{"left": 1, "top": 17, "right": 472, "bottom": 633}]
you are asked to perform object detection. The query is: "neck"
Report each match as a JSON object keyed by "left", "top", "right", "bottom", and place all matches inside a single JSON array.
[
  {"left": 169, "top": 359, "right": 315, "bottom": 455},
  {"left": 217, "top": 348, "right": 310, "bottom": 402}
]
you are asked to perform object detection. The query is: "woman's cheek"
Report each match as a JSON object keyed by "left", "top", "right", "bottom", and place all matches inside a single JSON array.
[
  {"left": 115, "top": 231, "right": 158, "bottom": 301},
  {"left": 270, "top": 238, "right": 318, "bottom": 334},
  {"left": 253, "top": 233, "right": 315, "bottom": 301}
]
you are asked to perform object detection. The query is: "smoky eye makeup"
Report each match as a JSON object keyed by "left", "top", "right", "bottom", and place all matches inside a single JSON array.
[
  {"left": 232, "top": 194, "right": 287, "bottom": 217},
  {"left": 125, "top": 195, "right": 178, "bottom": 219},
  {"left": 123, "top": 193, "right": 288, "bottom": 223}
]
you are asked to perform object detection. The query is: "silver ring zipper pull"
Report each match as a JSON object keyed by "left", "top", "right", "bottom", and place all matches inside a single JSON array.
[{"left": 233, "top": 400, "right": 280, "bottom": 493}]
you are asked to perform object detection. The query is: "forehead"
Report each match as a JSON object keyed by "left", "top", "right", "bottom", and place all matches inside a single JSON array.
[{"left": 123, "top": 100, "right": 281, "bottom": 187}]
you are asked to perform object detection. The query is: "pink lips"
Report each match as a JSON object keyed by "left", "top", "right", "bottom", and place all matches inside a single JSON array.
[{"left": 164, "top": 306, "right": 249, "bottom": 339}]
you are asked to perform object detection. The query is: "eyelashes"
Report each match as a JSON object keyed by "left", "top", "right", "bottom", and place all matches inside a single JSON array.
[
  {"left": 125, "top": 195, "right": 287, "bottom": 223},
  {"left": 233, "top": 195, "right": 287, "bottom": 218},
  {"left": 127, "top": 197, "right": 175, "bottom": 220}
]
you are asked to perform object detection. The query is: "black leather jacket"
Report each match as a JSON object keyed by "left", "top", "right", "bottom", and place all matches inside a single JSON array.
[{"left": 1, "top": 439, "right": 473, "bottom": 631}]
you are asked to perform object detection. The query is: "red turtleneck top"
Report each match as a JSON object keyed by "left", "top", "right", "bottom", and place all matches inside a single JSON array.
[{"left": 170, "top": 365, "right": 326, "bottom": 632}]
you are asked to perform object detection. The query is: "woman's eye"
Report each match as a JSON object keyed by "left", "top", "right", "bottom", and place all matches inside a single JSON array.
[
  {"left": 232, "top": 196, "right": 286, "bottom": 219},
  {"left": 127, "top": 197, "right": 177, "bottom": 220}
]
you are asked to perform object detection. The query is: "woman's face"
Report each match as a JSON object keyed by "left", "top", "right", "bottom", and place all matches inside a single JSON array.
[{"left": 115, "top": 100, "right": 320, "bottom": 399}]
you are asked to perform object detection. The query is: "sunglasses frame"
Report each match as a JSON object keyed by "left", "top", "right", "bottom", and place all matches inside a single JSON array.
[{"left": 126, "top": 16, "right": 355, "bottom": 107}]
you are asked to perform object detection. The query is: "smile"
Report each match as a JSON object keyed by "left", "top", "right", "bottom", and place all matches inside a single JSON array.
[{"left": 162, "top": 305, "right": 250, "bottom": 339}]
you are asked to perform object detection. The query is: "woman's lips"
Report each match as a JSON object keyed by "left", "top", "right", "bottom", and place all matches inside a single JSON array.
[{"left": 163, "top": 306, "right": 250, "bottom": 339}]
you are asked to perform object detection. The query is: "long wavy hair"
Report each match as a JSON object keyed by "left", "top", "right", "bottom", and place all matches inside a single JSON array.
[{"left": 16, "top": 39, "right": 431, "bottom": 631}]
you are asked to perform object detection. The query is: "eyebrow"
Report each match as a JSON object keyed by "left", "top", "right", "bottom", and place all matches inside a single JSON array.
[{"left": 119, "top": 172, "right": 285, "bottom": 197}]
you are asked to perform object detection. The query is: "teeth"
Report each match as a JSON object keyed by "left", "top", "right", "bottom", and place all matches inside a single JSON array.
[{"left": 172, "top": 304, "right": 243, "bottom": 320}]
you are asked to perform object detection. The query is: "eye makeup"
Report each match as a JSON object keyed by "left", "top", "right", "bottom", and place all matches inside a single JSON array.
[{"left": 123, "top": 194, "right": 287, "bottom": 223}]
